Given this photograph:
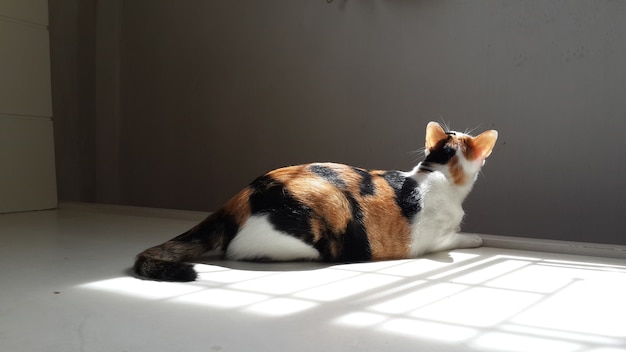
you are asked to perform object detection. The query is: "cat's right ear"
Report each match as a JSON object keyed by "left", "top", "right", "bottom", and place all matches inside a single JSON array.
[
  {"left": 425, "top": 122, "right": 448, "bottom": 150},
  {"left": 472, "top": 129, "right": 498, "bottom": 159}
]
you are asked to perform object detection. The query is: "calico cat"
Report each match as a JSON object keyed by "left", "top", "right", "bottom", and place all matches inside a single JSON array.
[{"left": 134, "top": 121, "right": 498, "bottom": 281}]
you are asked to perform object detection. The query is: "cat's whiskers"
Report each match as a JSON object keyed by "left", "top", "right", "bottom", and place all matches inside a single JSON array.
[
  {"left": 408, "top": 147, "right": 427, "bottom": 163},
  {"left": 465, "top": 124, "right": 482, "bottom": 136},
  {"left": 438, "top": 118, "right": 452, "bottom": 133}
]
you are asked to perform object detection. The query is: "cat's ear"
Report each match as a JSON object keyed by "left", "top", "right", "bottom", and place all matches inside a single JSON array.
[
  {"left": 472, "top": 130, "right": 498, "bottom": 159},
  {"left": 425, "top": 122, "right": 448, "bottom": 150}
]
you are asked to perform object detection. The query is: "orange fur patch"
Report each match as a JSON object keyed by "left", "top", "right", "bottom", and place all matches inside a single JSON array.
[
  {"left": 221, "top": 186, "right": 253, "bottom": 226},
  {"left": 462, "top": 130, "right": 498, "bottom": 161},
  {"left": 309, "top": 217, "right": 323, "bottom": 243},
  {"left": 362, "top": 174, "right": 412, "bottom": 260},
  {"left": 460, "top": 136, "right": 477, "bottom": 161},
  {"left": 448, "top": 156, "right": 468, "bottom": 185},
  {"left": 270, "top": 164, "right": 352, "bottom": 235}
]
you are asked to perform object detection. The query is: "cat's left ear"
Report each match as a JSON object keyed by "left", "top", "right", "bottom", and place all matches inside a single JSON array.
[
  {"left": 472, "top": 130, "right": 498, "bottom": 159},
  {"left": 425, "top": 121, "right": 448, "bottom": 150}
]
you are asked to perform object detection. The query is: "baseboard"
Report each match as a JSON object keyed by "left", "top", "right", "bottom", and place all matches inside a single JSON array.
[
  {"left": 59, "top": 201, "right": 626, "bottom": 259},
  {"left": 479, "top": 233, "right": 626, "bottom": 259},
  {"left": 58, "top": 201, "right": 207, "bottom": 221}
]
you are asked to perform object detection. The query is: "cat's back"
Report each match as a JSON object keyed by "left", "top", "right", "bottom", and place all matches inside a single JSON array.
[
  {"left": 251, "top": 162, "right": 418, "bottom": 211},
  {"left": 222, "top": 162, "right": 420, "bottom": 261}
]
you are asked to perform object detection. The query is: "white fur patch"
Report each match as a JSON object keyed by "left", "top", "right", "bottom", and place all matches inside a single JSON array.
[
  {"left": 408, "top": 172, "right": 470, "bottom": 256},
  {"left": 225, "top": 215, "right": 321, "bottom": 261},
  {"left": 407, "top": 130, "right": 488, "bottom": 257}
]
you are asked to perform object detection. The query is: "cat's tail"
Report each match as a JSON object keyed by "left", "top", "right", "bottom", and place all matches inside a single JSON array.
[{"left": 133, "top": 209, "right": 243, "bottom": 281}]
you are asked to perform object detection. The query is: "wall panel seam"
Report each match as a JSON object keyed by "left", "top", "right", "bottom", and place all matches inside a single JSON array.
[
  {"left": 0, "top": 14, "right": 48, "bottom": 29},
  {"left": 0, "top": 113, "right": 52, "bottom": 120}
]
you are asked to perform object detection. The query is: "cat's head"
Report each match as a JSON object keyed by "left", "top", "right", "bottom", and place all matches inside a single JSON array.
[{"left": 420, "top": 121, "right": 498, "bottom": 185}]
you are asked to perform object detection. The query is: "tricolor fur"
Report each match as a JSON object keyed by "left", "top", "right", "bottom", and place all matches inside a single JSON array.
[{"left": 134, "top": 122, "right": 498, "bottom": 281}]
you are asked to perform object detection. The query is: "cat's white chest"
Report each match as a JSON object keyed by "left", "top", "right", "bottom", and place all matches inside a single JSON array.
[{"left": 408, "top": 172, "right": 467, "bottom": 256}]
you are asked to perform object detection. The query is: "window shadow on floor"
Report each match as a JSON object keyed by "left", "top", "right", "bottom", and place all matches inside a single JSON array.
[{"left": 86, "top": 248, "right": 626, "bottom": 352}]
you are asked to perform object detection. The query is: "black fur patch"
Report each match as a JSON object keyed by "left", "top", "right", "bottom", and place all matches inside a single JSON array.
[
  {"left": 418, "top": 162, "right": 435, "bottom": 172},
  {"left": 308, "top": 164, "right": 347, "bottom": 188},
  {"left": 307, "top": 164, "right": 372, "bottom": 260},
  {"left": 134, "top": 257, "right": 197, "bottom": 282},
  {"left": 176, "top": 210, "right": 240, "bottom": 250},
  {"left": 338, "top": 195, "right": 372, "bottom": 261},
  {"left": 424, "top": 138, "right": 456, "bottom": 164},
  {"left": 249, "top": 175, "right": 315, "bottom": 244},
  {"left": 352, "top": 167, "right": 376, "bottom": 196},
  {"left": 248, "top": 173, "right": 371, "bottom": 262},
  {"left": 382, "top": 171, "right": 421, "bottom": 219},
  {"left": 314, "top": 194, "right": 372, "bottom": 262}
]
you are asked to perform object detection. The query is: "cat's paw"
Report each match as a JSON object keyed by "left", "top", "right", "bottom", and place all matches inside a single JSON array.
[{"left": 457, "top": 233, "right": 483, "bottom": 249}]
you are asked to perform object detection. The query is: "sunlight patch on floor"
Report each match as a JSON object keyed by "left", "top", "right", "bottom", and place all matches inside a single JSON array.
[
  {"left": 78, "top": 252, "right": 626, "bottom": 351},
  {"left": 380, "top": 318, "right": 479, "bottom": 342},
  {"left": 409, "top": 286, "right": 543, "bottom": 327},
  {"left": 79, "top": 277, "right": 204, "bottom": 299},
  {"left": 471, "top": 331, "right": 581, "bottom": 352},
  {"left": 334, "top": 312, "right": 388, "bottom": 327},
  {"left": 293, "top": 272, "right": 403, "bottom": 301},
  {"left": 227, "top": 268, "right": 358, "bottom": 295},
  {"left": 366, "top": 281, "right": 464, "bottom": 315},
  {"left": 172, "top": 288, "right": 269, "bottom": 308},
  {"left": 444, "top": 258, "right": 531, "bottom": 285},
  {"left": 501, "top": 325, "right": 622, "bottom": 347},
  {"left": 243, "top": 297, "right": 318, "bottom": 316},
  {"left": 511, "top": 279, "right": 626, "bottom": 338},
  {"left": 332, "top": 255, "right": 626, "bottom": 351}
]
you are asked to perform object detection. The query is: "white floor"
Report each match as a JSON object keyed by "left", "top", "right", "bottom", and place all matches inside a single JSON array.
[{"left": 1, "top": 206, "right": 625, "bottom": 352}]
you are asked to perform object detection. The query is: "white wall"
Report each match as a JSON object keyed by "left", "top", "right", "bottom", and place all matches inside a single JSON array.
[
  {"left": 0, "top": 0, "right": 57, "bottom": 213},
  {"left": 51, "top": 0, "right": 626, "bottom": 245}
]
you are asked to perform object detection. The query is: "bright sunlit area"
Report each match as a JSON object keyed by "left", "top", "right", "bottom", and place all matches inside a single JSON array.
[{"left": 1, "top": 207, "right": 625, "bottom": 352}]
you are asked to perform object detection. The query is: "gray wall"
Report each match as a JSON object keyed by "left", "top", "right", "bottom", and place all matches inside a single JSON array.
[{"left": 51, "top": 0, "right": 626, "bottom": 245}]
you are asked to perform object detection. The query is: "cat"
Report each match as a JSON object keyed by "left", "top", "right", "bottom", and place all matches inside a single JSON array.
[{"left": 134, "top": 121, "right": 498, "bottom": 281}]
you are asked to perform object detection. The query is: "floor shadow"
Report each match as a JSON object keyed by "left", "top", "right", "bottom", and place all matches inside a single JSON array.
[
  {"left": 197, "top": 253, "right": 337, "bottom": 272},
  {"left": 423, "top": 251, "right": 456, "bottom": 263},
  {"left": 200, "top": 260, "right": 333, "bottom": 272},
  {"left": 194, "top": 250, "right": 458, "bottom": 272},
  {"left": 127, "top": 250, "right": 461, "bottom": 278}
]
